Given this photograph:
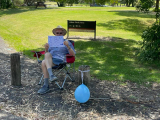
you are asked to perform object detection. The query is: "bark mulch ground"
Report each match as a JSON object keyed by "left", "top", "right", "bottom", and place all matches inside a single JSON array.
[{"left": 0, "top": 37, "right": 160, "bottom": 120}]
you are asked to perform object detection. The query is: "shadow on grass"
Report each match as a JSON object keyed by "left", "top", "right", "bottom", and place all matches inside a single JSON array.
[
  {"left": 108, "top": 10, "right": 156, "bottom": 19},
  {"left": 0, "top": 52, "right": 160, "bottom": 119},
  {"left": 0, "top": 6, "right": 59, "bottom": 17},
  {"left": 73, "top": 37, "right": 159, "bottom": 84},
  {"left": 22, "top": 36, "right": 160, "bottom": 84},
  {"left": 97, "top": 18, "right": 147, "bottom": 36}
]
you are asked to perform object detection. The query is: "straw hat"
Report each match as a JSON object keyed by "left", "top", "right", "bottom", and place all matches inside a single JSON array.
[{"left": 52, "top": 25, "right": 67, "bottom": 36}]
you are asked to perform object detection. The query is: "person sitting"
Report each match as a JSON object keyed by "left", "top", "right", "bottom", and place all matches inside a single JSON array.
[{"left": 38, "top": 25, "right": 76, "bottom": 94}]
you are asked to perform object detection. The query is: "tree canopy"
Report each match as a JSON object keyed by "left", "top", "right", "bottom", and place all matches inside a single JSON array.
[{"left": 136, "top": 0, "right": 159, "bottom": 13}]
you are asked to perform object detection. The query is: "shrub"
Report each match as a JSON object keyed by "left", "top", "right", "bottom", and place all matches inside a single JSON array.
[{"left": 136, "top": 22, "right": 160, "bottom": 63}]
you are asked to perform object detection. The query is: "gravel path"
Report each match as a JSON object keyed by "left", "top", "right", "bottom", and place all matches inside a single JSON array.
[
  {"left": 0, "top": 36, "right": 160, "bottom": 120},
  {"left": 0, "top": 37, "right": 28, "bottom": 120}
]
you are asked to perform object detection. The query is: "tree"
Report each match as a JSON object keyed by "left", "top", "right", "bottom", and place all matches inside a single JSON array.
[
  {"left": 155, "top": 0, "right": 159, "bottom": 11},
  {"left": 52, "top": 0, "right": 77, "bottom": 7},
  {"left": 119, "top": 0, "right": 136, "bottom": 7},
  {"left": 84, "top": 0, "right": 92, "bottom": 4},
  {"left": 88, "top": 0, "right": 110, "bottom": 5},
  {"left": 66, "top": 0, "right": 75, "bottom": 6},
  {"left": 23, "top": 0, "right": 46, "bottom": 6},
  {"left": 110, "top": 0, "right": 118, "bottom": 6},
  {"left": 135, "top": 0, "right": 154, "bottom": 13},
  {"left": 0, "top": 0, "right": 12, "bottom": 9},
  {"left": 136, "top": 1, "right": 160, "bottom": 63},
  {"left": 50, "top": 0, "right": 65, "bottom": 7},
  {"left": 24, "top": 0, "right": 36, "bottom": 6}
]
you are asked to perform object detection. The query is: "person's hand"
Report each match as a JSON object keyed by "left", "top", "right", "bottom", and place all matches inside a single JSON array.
[
  {"left": 63, "top": 40, "right": 69, "bottom": 47},
  {"left": 44, "top": 43, "right": 49, "bottom": 52}
]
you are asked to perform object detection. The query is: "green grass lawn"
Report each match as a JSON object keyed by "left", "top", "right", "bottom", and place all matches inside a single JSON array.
[{"left": 0, "top": 6, "right": 159, "bottom": 84}]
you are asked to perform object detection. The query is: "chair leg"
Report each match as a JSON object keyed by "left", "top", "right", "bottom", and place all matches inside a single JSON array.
[
  {"left": 64, "top": 66, "right": 75, "bottom": 82},
  {"left": 55, "top": 81, "right": 63, "bottom": 89},
  {"left": 72, "top": 63, "right": 75, "bottom": 81},
  {"left": 38, "top": 74, "right": 44, "bottom": 85},
  {"left": 54, "top": 68, "right": 73, "bottom": 89},
  {"left": 54, "top": 73, "right": 71, "bottom": 90},
  {"left": 51, "top": 63, "right": 75, "bottom": 89}
]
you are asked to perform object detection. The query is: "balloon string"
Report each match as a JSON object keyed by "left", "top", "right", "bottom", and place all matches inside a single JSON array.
[{"left": 78, "top": 70, "right": 90, "bottom": 84}]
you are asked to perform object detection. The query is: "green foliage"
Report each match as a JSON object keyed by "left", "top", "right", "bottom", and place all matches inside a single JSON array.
[
  {"left": 110, "top": 0, "right": 118, "bottom": 4},
  {"left": 13, "top": 0, "right": 24, "bottom": 6},
  {"left": 54, "top": 0, "right": 66, "bottom": 6},
  {"left": 53, "top": 0, "right": 80, "bottom": 6},
  {"left": 24, "top": 0, "right": 36, "bottom": 6},
  {"left": 84, "top": 0, "right": 92, "bottom": 4},
  {"left": 137, "top": 22, "right": 160, "bottom": 63},
  {"left": 66, "top": 0, "right": 75, "bottom": 6},
  {"left": 95, "top": 0, "right": 107, "bottom": 5},
  {"left": 0, "top": 0, "right": 12, "bottom": 9},
  {"left": 135, "top": 0, "right": 154, "bottom": 13}
]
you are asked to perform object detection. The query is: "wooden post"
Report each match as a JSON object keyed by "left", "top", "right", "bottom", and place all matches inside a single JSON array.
[
  {"left": 11, "top": 53, "right": 21, "bottom": 86},
  {"left": 78, "top": 65, "right": 91, "bottom": 86}
]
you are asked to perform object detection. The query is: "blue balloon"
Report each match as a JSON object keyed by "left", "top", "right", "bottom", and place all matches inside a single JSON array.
[{"left": 74, "top": 84, "right": 90, "bottom": 103}]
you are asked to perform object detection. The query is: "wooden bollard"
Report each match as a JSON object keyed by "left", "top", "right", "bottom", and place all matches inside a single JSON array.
[
  {"left": 78, "top": 65, "right": 91, "bottom": 86},
  {"left": 11, "top": 53, "right": 21, "bottom": 86}
]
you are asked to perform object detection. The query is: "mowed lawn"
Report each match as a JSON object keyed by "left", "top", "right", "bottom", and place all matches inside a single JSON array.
[{"left": 0, "top": 6, "right": 159, "bottom": 84}]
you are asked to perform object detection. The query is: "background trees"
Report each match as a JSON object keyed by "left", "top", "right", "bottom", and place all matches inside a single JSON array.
[
  {"left": 0, "top": 0, "right": 12, "bottom": 9},
  {"left": 1, "top": 0, "right": 158, "bottom": 8},
  {"left": 119, "top": 0, "right": 137, "bottom": 7},
  {"left": 135, "top": 0, "right": 159, "bottom": 13},
  {"left": 24, "top": 0, "right": 37, "bottom": 6}
]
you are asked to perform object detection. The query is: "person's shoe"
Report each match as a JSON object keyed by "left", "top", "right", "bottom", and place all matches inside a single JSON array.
[
  {"left": 38, "top": 85, "right": 50, "bottom": 94},
  {"left": 50, "top": 75, "right": 58, "bottom": 82}
]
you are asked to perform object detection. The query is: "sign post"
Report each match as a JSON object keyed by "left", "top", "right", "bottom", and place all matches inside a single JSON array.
[{"left": 67, "top": 20, "right": 96, "bottom": 39}]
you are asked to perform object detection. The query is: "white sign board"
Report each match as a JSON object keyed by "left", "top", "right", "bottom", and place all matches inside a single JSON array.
[{"left": 48, "top": 36, "right": 64, "bottom": 47}]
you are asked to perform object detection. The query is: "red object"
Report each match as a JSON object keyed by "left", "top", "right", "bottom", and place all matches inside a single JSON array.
[
  {"left": 31, "top": 51, "right": 75, "bottom": 63},
  {"left": 66, "top": 54, "right": 75, "bottom": 63},
  {"left": 31, "top": 51, "right": 45, "bottom": 58}
]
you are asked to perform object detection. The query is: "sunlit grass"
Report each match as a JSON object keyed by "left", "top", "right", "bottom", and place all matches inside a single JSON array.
[{"left": 0, "top": 6, "right": 159, "bottom": 84}]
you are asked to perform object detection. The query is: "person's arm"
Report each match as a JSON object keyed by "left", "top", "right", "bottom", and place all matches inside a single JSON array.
[
  {"left": 66, "top": 45, "right": 75, "bottom": 56},
  {"left": 44, "top": 43, "right": 49, "bottom": 52},
  {"left": 63, "top": 41, "right": 75, "bottom": 56}
]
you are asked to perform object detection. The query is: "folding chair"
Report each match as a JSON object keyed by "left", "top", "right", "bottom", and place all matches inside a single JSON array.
[{"left": 31, "top": 40, "right": 75, "bottom": 90}]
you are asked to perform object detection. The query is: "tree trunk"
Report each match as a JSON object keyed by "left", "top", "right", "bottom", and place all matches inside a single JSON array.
[
  {"left": 126, "top": 0, "right": 129, "bottom": 7},
  {"left": 57, "top": 2, "right": 65, "bottom": 7},
  {"left": 156, "top": 0, "right": 159, "bottom": 11},
  {"left": 78, "top": 65, "right": 91, "bottom": 87},
  {"left": 131, "top": 1, "right": 134, "bottom": 7}
]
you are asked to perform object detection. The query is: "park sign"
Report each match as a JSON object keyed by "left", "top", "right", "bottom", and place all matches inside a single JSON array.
[{"left": 67, "top": 20, "right": 96, "bottom": 39}]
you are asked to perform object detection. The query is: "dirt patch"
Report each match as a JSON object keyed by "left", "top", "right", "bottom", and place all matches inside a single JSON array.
[{"left": 0, "top": 37, "right": 160, "bottom": 120}]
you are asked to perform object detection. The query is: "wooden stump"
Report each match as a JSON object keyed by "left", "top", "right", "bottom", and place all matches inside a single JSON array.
[
  {"left": 78, "top": 65, "right": 91, "bottom": 86},
  {"left": 11, "top": 53, "right": 21, "bottom": 86}
]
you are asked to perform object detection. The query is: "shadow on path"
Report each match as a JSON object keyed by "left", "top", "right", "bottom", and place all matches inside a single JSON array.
[{"left": 0, "top": 44, "right": 160, "bottom": 119}]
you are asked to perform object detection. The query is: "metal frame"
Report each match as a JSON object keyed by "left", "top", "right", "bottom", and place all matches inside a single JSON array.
[{"left": 38, "top": 62, "right": 75, "bottom": 89}]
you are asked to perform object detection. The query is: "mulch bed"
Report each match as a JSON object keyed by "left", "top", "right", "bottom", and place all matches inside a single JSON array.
[{"left": 0, "top": 37, "right": 160, "bottom": 120}]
